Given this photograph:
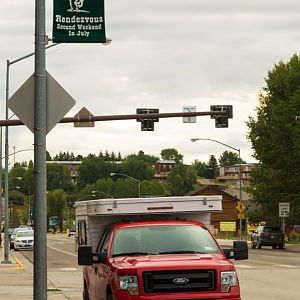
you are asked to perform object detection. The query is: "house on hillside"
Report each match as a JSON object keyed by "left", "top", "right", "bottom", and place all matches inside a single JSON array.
[
  {"left": 46, "top": 161, "right": 82, "bottom": 183},
  {"left": 217, "top": 163, "right": 257, "bottom": 185},
  {"left": 149, "top": 160, "right": 177, "bottom": 179},
  {"left": 188, "top": 184, "right": 253, "bottom": 235}
]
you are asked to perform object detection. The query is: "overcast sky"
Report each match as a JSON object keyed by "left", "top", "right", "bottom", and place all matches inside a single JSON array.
[{"left": 1, "top": 0, "right": 300, "bottom": 166}]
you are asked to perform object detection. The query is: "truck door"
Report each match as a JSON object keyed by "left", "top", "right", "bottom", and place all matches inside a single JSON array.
[{"left": 94, "top": 229, "right": 112, "bottom": 300}]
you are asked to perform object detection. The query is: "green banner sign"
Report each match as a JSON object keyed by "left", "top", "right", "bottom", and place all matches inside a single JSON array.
[{"left": 52, "top": 0, "right": 106, "bottom": 43}]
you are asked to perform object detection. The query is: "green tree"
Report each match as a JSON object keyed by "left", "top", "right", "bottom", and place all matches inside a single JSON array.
[
  {"left": 47, "top": 163, "right": 75, "bottom": 193},
  {"left": 78, "top": 155, "right": 113, "bottom": 186},
  {"left": 167, "top": 165, "right": 197, "bottom": 196},
  {"left": 118, "top": 158, "right": 155, "bottom": 181},
  {"left": 160, "top": 148, "right": 183, "bottom": 163},
  {"left": 247, "top": 54, "right": 300, "bottom": 223},
  {"left": 218, "top": 151, "right": 245, "bottom": 167},
  {"left": 207, "top": 155, "right": 218, "bottom": 179},
  {"left": 47, "top": 189, "right": 67, "bottom": 231},
  {"left": 191, "top": 159, "right": 210, "bottom": 178},
  {"left": 126, "top": 150, "right": 159, "bottom": 163},
  {"left": 141, "top": 180, "right": 167, "bottom": 197}
]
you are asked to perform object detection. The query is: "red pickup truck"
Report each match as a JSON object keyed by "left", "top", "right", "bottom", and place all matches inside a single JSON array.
[{"left": 78, "top": 219, "right": 248, "bottom": 300}]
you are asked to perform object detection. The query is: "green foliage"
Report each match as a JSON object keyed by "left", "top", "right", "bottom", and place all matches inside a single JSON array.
[
  {"left": 167, "top": 165, "right": 197, "bottom": 196},
  {"left": 218, "top": 151, "right": 245, "bottom": 167},
  {"left": 141, "top": 180, "right": 168, "bottom": 197},
  {"left": 47, "top": 189, "right": 67, "bottom": 217},
  {"left": 247, "top": 209, "right": 266, "bottom": 225},
  {"left": 160, "top": 148, "right": 183, "bottom": 163},
  {"left": 126, "top": 150, "right": 159, "bottom": 163},
  {"left": 53, "top": 151, "right": 80, "bottom": 161},
  {"left": 207, "top": 155, "right": 218, "bottom": 179},
  {"left": 191, "top": 160, "right": 211, "bottom": 178},
  {"left": 47, "top": 163, "right": 75, "bottom": 193},
  {"left": 9, "top": 189, "right": 25, "bottom": 206},
  {"left": 247, "top": 54, "right": 300, "bottom": 223},
  {"left": 78, "top": 155, "right": 114, "bottom": 186},
  {"left": 289, "top": 232, "right": 300, "bottom": 242},
  {"left": 118, "top": 158, "right": 155, "bottom": 181}
]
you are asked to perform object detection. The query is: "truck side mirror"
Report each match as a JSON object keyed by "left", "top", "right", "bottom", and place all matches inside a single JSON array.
[
  {"left": 223, "top": 241, "right": 248, "bottom": 260},
  {"left": 78, "top": 246, "right": 107, "bottom": 265},
  {"left": 78, "top": 245, "right": 93, "bottom": 265}
]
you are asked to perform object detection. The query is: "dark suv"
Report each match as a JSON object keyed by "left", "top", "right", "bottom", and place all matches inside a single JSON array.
[{"left": 251, "top": 225, "right": 285, "bottom": 249}]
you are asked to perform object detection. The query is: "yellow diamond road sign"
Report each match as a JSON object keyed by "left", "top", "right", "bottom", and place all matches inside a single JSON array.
[{"left": 235, "top": 202, "right": 246, "bottom": 213}]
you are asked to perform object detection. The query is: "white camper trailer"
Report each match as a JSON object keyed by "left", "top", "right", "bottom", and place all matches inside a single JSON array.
[{"left": 75, "top": 195, "right": 222, "bottom": 250}]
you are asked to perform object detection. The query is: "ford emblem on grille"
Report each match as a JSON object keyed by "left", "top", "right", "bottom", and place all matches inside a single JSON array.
[{"left": 173, "top": 277, "right": 189, "bottom": 285}]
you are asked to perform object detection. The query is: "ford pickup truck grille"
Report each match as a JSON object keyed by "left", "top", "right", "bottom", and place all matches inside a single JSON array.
[{"left": 143, "top": 269, "right": 216, "bottom": 293}]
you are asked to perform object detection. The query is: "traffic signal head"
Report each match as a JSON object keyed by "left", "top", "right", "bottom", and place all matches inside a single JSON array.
[
  {"left": 136, "top": 108, "right": 159, "bottom": 131},
  {"left": 210, "top": 105, "right": 233, "bottom": 128}
]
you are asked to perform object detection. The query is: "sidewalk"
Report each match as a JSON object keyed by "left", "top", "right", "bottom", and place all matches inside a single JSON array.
[{"left": 0, "top": 245, "right": 82, "bottom": 299}]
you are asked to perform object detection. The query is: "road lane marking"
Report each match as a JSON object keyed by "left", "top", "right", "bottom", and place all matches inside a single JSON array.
[
  {"left": 60, "top": 267, "right": 78, "bottom": 271},
  {"left": 48, "top": 245, "right": 77, "bottom": 257},
  {"left": 235, "top": 264, "right": 254, "bottom": 269},
  {"left": 275, "top": 264, "right": 299, "bottom": 268}
]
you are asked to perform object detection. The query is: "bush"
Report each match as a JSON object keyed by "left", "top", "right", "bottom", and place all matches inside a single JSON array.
[{"left": 289, "top": 232, "right": 300, "bottom": 242}]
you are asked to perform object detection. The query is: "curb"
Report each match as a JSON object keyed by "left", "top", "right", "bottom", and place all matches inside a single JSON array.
[
  {"left": 10, "top": 251, "right": 25, "bottom": 270},
  {"left": 11, "top": 254, "right": 25, "bottom": 270}
]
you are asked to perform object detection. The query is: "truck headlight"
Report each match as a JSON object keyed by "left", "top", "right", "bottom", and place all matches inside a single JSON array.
[
  {"left": 119, "top": 275, "right": 139, "bottom": 296},
  {"left": 221, "top": 271, "right": 238, "bottom": 292}
]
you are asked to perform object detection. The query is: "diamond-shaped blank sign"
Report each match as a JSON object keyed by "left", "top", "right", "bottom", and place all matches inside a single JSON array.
[{"left": 8, "top": 72, "right": 76, "bottom": 134}]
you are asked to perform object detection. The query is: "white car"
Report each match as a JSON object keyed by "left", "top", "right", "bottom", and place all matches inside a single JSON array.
[{"left": 13, "top": 230, "right": 34, "bottom": 251}]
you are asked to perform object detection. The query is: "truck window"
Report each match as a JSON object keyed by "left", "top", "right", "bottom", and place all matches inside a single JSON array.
[
  {"left": 111, "top": 225, "right": 221, "bottom": 257},
  {"left": 96, "top": 228, "right": 111, "bottom": 253}
]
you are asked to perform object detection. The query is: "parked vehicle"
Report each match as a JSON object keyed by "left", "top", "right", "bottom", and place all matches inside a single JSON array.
[
  {"left": 10, "top": 227, "right": 33, "bottom": 249},
  {"left": 76, "top": 196, "right": 248, "bottom": 300},
  {"left": 68, "top": 225, "right": 76, "bottom": 237},
  {"left": 251, "top": 225, "right": 285, "bottom": 249},
  {"left": 13, "top": 230, "right": 34, "bottom": 251}
]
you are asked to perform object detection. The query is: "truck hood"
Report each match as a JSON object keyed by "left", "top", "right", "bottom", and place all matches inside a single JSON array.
[{"left": 111, "top": 253, "right": 232, "bottom": 270}]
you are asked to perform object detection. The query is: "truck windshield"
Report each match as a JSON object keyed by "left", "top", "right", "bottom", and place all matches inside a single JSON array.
[{"left": 112, "top": 225, "right": 221, "bottom": 257}]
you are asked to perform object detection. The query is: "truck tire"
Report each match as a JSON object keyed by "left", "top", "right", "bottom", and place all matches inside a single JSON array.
[{"left": 279, "top": 243, "right": 285, "bottom": 249}]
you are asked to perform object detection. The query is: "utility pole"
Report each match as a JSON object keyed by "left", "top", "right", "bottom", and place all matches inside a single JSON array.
[{"left": 34, "top": 0, "right": 47, "bottom": 299}]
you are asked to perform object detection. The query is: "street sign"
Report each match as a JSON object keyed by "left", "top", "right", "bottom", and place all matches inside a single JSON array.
[
  {"left": 238, "top": 213, "right": 245, "bottom": 219},
  {"left": 8, "top": 72, "right": 76, "bottom": 134},
  {"left": 279, "top": 202, "right": 290, "bottom": 217},
  {"left": 235, "top": 201, "right": 246, "bottom": 213},
  {"left": 49, "top": 216, "right": 59, "bottom": 226},
  {"left": 183, "top": 106, "right": 196, "bottom": 123},
  {"left": 74, "top": 107, "right": 95, "bottom": 127},
  {"left": 220, "top": 221, "right": 236, "bottom": 232},
  {"left": 52, "top": 0, "right": 106, "bottom": 43}
]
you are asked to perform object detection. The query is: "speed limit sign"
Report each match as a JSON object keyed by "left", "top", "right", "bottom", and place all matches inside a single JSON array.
[{"left": 279, "top": 202, "right": 290, "bottom": 217}]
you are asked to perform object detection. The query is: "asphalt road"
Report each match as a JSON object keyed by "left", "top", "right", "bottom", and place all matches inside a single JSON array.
[{"left": 15, "top": 234, "right": 300, "bottom": 300}]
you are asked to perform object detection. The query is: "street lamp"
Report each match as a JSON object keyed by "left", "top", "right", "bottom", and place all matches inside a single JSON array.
[
  {"left": 1, "top": 43, "right": 60, "bottom": 265},
  {"left": 91, "top": 190, "right": 114, "bottom": 198},
  {"left": 110, "top": 172, "right": 141, "bottom": 198},
  {"left": 191, "top": 138, "right": 243, "bottom": 240}
]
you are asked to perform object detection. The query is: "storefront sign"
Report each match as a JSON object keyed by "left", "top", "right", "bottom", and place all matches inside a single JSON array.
[
  {"left": 52, "top": 0, "right": 106, "bottom": 43},
  {"left": 220, "top": 221, "right": 236, "bottom": 232}
]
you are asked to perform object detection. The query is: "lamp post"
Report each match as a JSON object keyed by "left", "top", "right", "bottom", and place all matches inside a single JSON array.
[
  {"left": 191, "top": 138, "right": 243, "bottom": 240},
  {"left": 91, "top": 190, "right": 114, "bottom": 198},
  {"left": 110, "top": 172, "right": 141, "bottom": 198},
  {"left": 1, "top": 43, "right": 59, "bottom": 265}
]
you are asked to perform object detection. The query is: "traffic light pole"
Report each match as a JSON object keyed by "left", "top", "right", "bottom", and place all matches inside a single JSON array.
[{"left": 0, "top": 110, "right": 228, "bottom": 127}]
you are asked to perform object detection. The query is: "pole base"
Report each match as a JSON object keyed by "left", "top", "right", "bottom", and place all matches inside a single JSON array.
[{"left": 1, "top": 260, "right": 12, "bottom": 264}]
